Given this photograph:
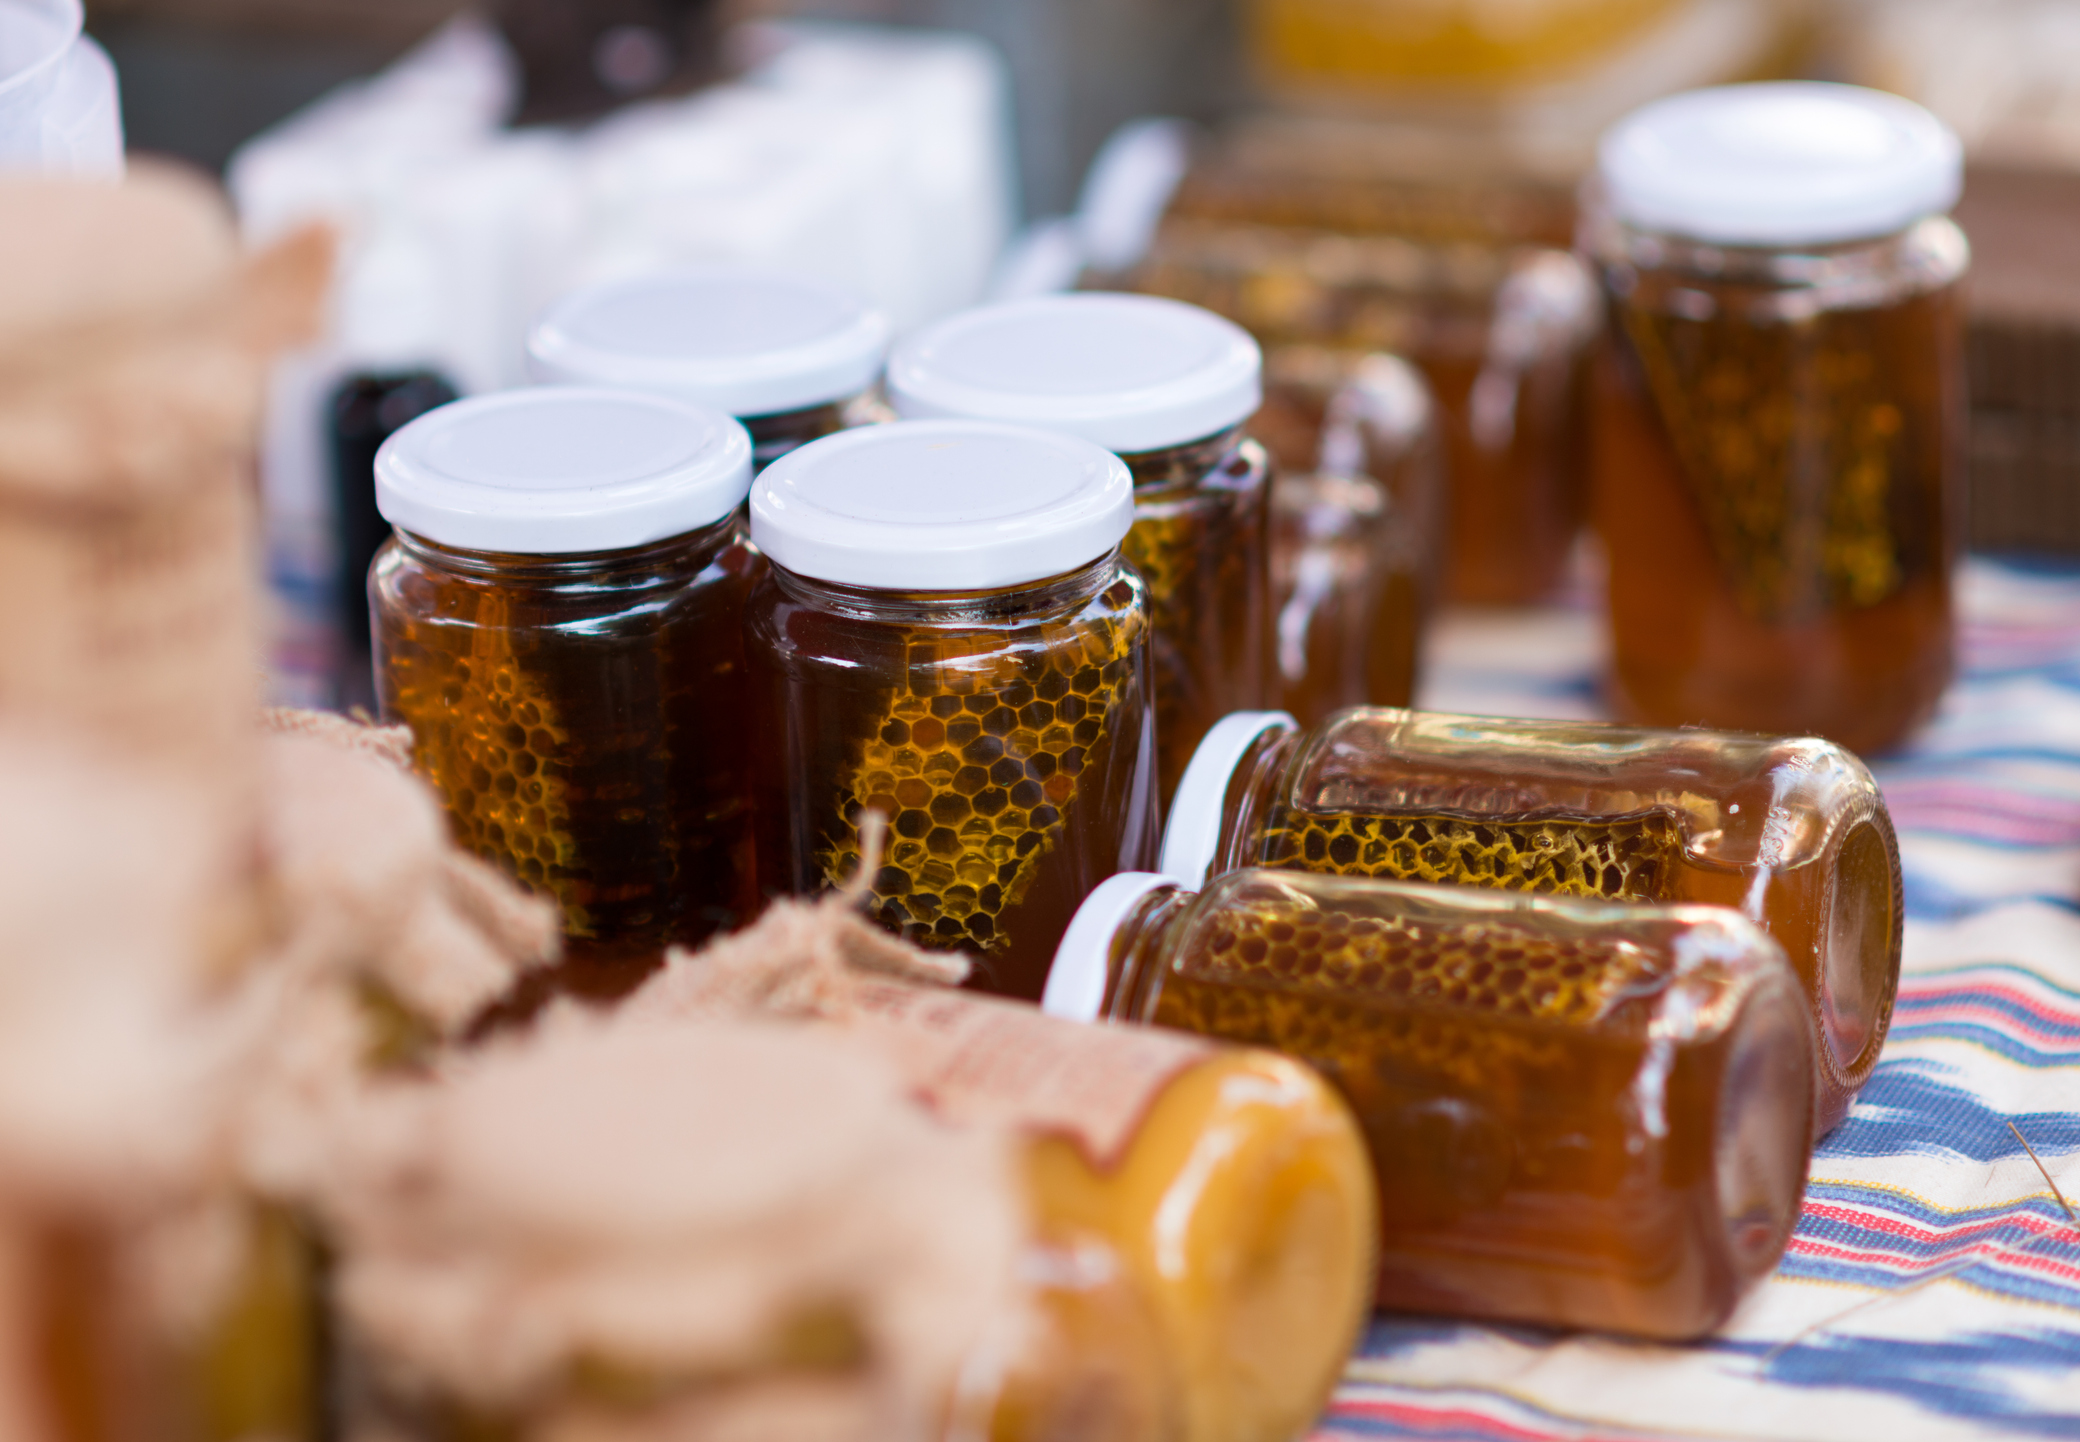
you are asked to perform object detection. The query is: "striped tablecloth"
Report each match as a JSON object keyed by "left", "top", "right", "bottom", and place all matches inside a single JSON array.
[{"left": 1319, "top": 557, "right": 2080, "bottom": 1441}]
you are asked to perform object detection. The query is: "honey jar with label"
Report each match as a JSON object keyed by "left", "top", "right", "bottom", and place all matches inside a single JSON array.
[{"left": 1162, "top": 707, "right": 1899, "bottom": 1134}]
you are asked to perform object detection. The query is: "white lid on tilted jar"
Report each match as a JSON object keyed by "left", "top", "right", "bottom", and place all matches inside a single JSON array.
[
  {"left": 1598, "top": 81, "right": 1963, "bottom": 248},
  {"left": 526, "top": 268, "right": 891, "bottom": 417},
  {"left": 1040, "top": 871, "right": 1180, "bottom": 1023},
  {"left": 1158, "top": 710, "right": 1297, "bottom": 890},
  {"left": 750, "top": 419, "right": 1134, "bottom": 591},
  {"left": 375, "top": 387, "right": 753, "bottom": 554},
  {"left": 886, "top": 293, "right": 1262, "bottom": 454}
]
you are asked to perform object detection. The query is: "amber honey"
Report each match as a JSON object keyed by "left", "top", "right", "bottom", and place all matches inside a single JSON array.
[
  {"left": 1255, "top": 350, "right": 1440, "bottom": 720},
  {"left": 1117, "top": 428, "right": 1273, "bottom": 803},
  {"left": 742, "top": 400, "right": 848, "bottom": 471},
  {"left": 749, "top": 561, "right": 1158, "bottom": 1001},
  {"left": 1171, "top": 708, "right": 1901, "bottom": 1133},
  {"left": 1593, "top": 221, "right": 1967, "bottom": 754},
  {"left": 24, "top": 1204, "right": 319, "bottom": 1442},
  {"left": 373, "top": 520, "right": 758, "bottom": 983},
  {"left": 1079, "top": 870, "right": 1814, "bottom": 1339}
]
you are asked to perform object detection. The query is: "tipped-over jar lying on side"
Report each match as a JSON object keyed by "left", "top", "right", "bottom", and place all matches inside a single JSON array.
[
  {"left": 1047, "top": 868, "right": 1816, "bottom": 1340},
  {"left": 1161, "top": 708, "right": 1900, "bottom": 1135}
]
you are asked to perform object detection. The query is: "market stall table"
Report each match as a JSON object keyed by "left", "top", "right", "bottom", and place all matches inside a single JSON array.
[{"left": 1318, "top": 558, "right": 2080, "bottom": 1440}]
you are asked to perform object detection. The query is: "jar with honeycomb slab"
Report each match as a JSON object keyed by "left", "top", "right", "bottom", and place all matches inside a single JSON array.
[
  {"left": 1255, "top": 347, "right": 1443, "bottom": 723},
  {"left": 528, "top": 266, "right": 892, "bottom": 471},
  {"left": 746, "top": 419, "right": 1160, "bottom": 1000},
  {"left": 1046, "top": 868, "right": 1815, "bottom": 1340},
  {"left": 888, "top": 294, "right": 1271, "bottom": 806},
  {"left": 371, "top": 388, "right": 756, "bottom": 989},
  {"left": 1587, "top": 83, "right": 1968, "bottom": 755},
  {"left": 1161, "top": 708, "right": 1900, "bottom": 1136}
]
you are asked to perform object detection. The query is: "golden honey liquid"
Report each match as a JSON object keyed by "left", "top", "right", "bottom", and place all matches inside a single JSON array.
[
  {"left": 1133, "top": 889, "right": 1812, "bottom": 1339},
  {"left": 1593, "top": 222, "right": 1966, "bottom": 755},
  {"left": 749, "top": 563, "right": 1159, "bottom": 1000},
  {"left": 1022, "top": 1051, "right": 1376, "bottom": 1442},
  {"left": 1120, "top": 433, "right": 1273, "bottom": 805},
  {"left": 27, "top": 1205, "right": 318, "bottom": 1442},
  {"left": 1248, "top": 0, "right": 1677, "bottom": 89},
  {"left": 1134, "top": 246, "right": 1589, "bottom": 607},
  {"left": 373, "top": 524, "right": 758, "bottom": 988}
]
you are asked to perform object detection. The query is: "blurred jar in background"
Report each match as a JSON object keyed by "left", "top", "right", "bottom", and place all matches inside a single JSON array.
[
  {"left": 1254, "top": 348, "right": 1443, "bottom": 722},
  {"left": 1586, "top": 83, "right": 1968, "bottom": 755},
  {"left": 528, "top": 267, "right": 893, "bottom": 472},
  {"left": 1247, "top": 0, "right": 1681, "bottom": 92},
  {"left": 1132, "top": 182, "right": 1598, "bottom": 605}
]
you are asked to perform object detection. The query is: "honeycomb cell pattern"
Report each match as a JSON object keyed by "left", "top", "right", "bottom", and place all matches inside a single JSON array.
[
  {"left": 1621, "top": 293, "right": 1909, "bottom": 623},
  {"left": 822, "top": 613, "right": 1139, "bottom": 956},
  {"left": 1152, "top": 893, "right": 1674, "bottom": 1098},
  {"left": 1258, "top": 808, "right": 1681, "bottom": 903},
  {"left": 384, "top": 598, "right": 586, "bottom": 931}
]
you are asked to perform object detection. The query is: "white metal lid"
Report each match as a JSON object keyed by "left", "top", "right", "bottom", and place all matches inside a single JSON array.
[
  {"left": 887, "top": 293, "right": 1262, "bottom": 455},
  {"left": 1158, "top": 710, "right": 1296, "bottom": 890},
  {"left": 526, "top": 268, "right": 891, "bottom": 417},
  {"left": 375, "top": 387, "right": 754, "bottom": 554},
  {"left": 1041, "top": 872, "right": 1181, "bottom": 1023},
  {"left": 1598, "top": 82, "right": 1962, "bottom": 247},
  {"left": 750, "top": 419, "right": 1134, "bottom": 591}
]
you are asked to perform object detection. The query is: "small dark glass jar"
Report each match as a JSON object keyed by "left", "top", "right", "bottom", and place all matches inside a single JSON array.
[
  {"left": 371, "top": 387, "right": 755, "bottom": 987},
  {"left": 527, "top": 265, "right": 892, "bottom": 472},
  {"left": 1588, "top": 82, "right": 1968, "bottom": 754},
  {"left": 1045, "top": 868, "right": 1815, "bottom": 1341},
  {"left": 1161, "top": 707, "right": 1901, "bottom": 1135},
  {"left": 889, "top": 293, "right": 1272, "bottom": 806},
  {"left": 746, "top": 420, "right": 1160, "bottom": 1001}
]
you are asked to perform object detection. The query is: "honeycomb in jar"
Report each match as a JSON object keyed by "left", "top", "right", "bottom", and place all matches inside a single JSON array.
[
  {"left": 1620, "top": 299, "right": 1905, "bottom": 623},
  {"left": 1153, "top": 894, "right": 1670, "bottom": 1094},
  {"left": 821, "top": 611, "right": 1140, "bottom": 955},
  {"left": 385, "top": 594, "right": 584, "bottom": 930},
  {"left": 1258, "top": 808, "right": 1680, "bottom": 903}
]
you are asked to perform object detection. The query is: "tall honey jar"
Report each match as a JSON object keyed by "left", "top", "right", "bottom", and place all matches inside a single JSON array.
[
  {"left": 1587, "top": 83, "right": 1968, "bottom": 754},
  {"left": 1161, "top": 708, "right": 1899, "bottom": 1135},
  {"left": 527, "top": 266, "right": 891, "bottom": 470},
  {"left": 1046, "top": 868, "right": 1815, "bottom": 1340},
  {"left": 887, "top": 294, "right": 1271, "bottom": 805},
  {"left": 371, "top": 387, "right": 756, "bottom": 986},
  {"left": 746, "top": 419, "right": 1160, "bottom": 1000}
]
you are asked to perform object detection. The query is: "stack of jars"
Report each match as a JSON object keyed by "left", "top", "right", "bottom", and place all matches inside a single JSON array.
[{"left": 360, "top": 77, "right": 1961, "bottom": 1437}]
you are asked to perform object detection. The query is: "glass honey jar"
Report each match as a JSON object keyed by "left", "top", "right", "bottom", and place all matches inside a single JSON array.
[
  {"left": 1254, "top": 347, "right": 1442, "bottom": 724},
  {"left": 527, "top": 266, "right": 892, "bottom": 471},
  {"left": 1587, "top": 83, "right": 1968, "bottom": 755},
  {"left": 1046, "top": 868, "right": 1815, "bottom": 1340},
  {"left": 746, "top": 419, "right": 1160, "bottom": 1000},
  {"left": 1161, "top": 707, "right": 1900, "bottom": 1135},
  {"left": 887, "top": 294, "right": 1271, "bottom": 806},
  {"left": 371, "top": 387, "right": 756, "bottom": 987}
]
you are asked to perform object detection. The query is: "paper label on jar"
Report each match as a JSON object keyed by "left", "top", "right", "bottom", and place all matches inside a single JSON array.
[{"left": 843, "top": 978, "right": 1216, "bottom": 1173}]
